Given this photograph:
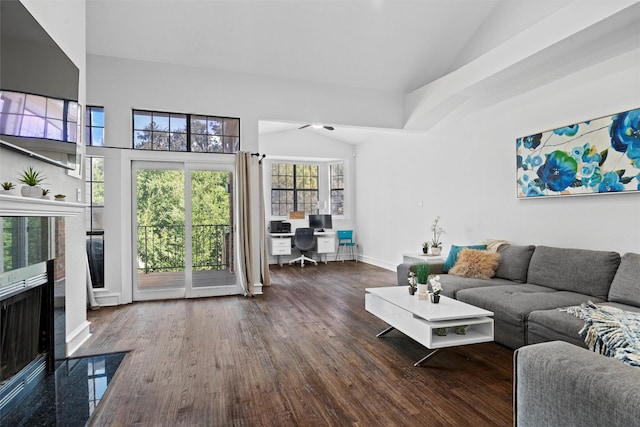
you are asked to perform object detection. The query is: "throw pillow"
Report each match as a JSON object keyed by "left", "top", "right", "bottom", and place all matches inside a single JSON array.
[
  {"left": 448, "top": 248, "right": 500, "bottom": 279},
  {"left": 443, "top": 244, "right": 488, "bottom": 272}
]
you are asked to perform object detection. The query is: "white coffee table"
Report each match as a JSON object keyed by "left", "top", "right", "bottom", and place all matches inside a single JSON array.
[{"left": 365, "top": 286, "right": 494, "bottom": 366}]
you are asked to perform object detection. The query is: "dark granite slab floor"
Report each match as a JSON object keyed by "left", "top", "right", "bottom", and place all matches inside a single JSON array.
[{"left": 1, "top": 352, "right": 126, "bottom": 427}]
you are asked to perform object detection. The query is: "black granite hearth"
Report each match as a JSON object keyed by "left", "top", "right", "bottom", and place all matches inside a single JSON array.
[{"left": 1, "top": 352, "right": 127, "bottom": 426}]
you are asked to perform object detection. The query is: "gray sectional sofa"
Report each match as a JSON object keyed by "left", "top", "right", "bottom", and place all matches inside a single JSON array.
[
  {"left": 397, "top": 244, "right": 640, "bottom": 426},
  {"left": 397, "top": 244, "right": 639, "bottom": 350}
]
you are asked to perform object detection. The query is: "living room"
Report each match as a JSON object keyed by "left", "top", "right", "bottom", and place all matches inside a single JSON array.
[{"left": 1, "top": 0, "right": 639, "bottom": 425}]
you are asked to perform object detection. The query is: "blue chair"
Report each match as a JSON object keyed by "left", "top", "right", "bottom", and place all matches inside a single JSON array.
[{"left": 336, "top": 230, "right": 357, "bottom": 262}]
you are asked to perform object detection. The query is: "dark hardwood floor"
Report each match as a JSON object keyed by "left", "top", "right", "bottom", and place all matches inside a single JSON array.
[{"left": 80, "top": 262, "right": 513, "bottom": 426}]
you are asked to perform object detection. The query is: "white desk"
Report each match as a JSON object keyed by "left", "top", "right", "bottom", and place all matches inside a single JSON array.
[{"left": 269, "top": 231, "right": 336, "bottom": 265}]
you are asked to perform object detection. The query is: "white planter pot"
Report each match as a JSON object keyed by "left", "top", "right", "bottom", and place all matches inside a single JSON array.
[
  {"left": 430, "top": 247, "right": 442, "bottom": 256},
  {"left": 1, "top": 189, "right": 19, "bottom": 196},
  {"left": 21, "top": 185, "right": 43, "bottom": 198}
]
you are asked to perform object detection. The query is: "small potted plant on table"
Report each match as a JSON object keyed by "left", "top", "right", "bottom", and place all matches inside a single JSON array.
[
  {"left": 415, "top": 263, "right": 431, "bottom": 299},
  {"left": 430, "top": 216, "right": 445, "bottom": 256},
  {"left": 422, "top": 241, "right": 429, "bottom": 254}
]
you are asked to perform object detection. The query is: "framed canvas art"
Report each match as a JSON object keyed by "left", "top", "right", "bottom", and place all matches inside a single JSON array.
[{"left": 517, "top": 107, "right": 640, "bottom": 198}]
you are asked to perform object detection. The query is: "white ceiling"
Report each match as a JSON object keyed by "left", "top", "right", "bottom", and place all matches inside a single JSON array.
[
  {"left": 85, "top": 0, "right": 575, "bottom": 139},
  {"left": 85, "top": 0, "right": 521, "bottom": 94}
]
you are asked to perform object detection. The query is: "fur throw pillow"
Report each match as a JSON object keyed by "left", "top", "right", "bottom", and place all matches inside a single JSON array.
[{"left": 448, "top": 248, "right": 500, "bottom": 279}]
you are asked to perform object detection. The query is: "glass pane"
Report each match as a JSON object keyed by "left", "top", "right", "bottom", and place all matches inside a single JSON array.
[
  {"left": 191, "top": 133, "right": 208, "bottom": 152},
  {"left": 190, "top": 115, "right": 207, "bottom": 133},
  {"left": 152, "top": 112, "right": 170, "bottom": 131},
  {"left": 93, "top": 183, "right": 105, "bottom": 204},
  {"left": 136, "top": 169, "right": 185, "bottom": 278},
  {"left": 207, "top": 135, "right": 222, "bottom": 152},
  {"left": 20, "top": 115, "right": 45, "bottom": 137},
  {"left": 92, "top": 128, "right": 105, "bottom": 146},
  {"left": 170, "top": 132, "right": 187, "bottom": 151},
  {"left": 191, "top": 171, "right": 234, "bottom": 285},
  {"left": 223, "top": 136, "right": 239, "bottom": 152},
  {"left": 66, "top": 121, "right": 78, "bottom": 143},
  {"left": 45, "top": 118, "right": 63, "bottom": 140},
  {"left": 207, "top": 117, "right": 223, "bottom": 135},
  {"left": 24, "top": 94, "right": 47, "bottom": 116},
  {"left": 46, "top": 98, "right": 64, "bottom": 120},
  {"left": 152, "top": 132, "right": 170, "bottom": 150},
  {"left": 223, "top": 118, "right": 240, "bottom": 136},
  {"left": 91, "top": 107, "right": 104, "bottom": 127},
  {"left": 92, "top": 158, "right": 105, "bottom": 181},
  {"left": 0, "top": 91, "right": 26, "bottom": 114},
  {"left": 67, "top": 102, "right": 79, "bottom": 123},
  {"left": 170, "top": 114, "right": 187, "bottom": 132},
  {"left": 134, "top": 131, "right": 151, "bottom": 149},
  {"left": 133, "top": 111, "right": 152, "bottom": 130}
]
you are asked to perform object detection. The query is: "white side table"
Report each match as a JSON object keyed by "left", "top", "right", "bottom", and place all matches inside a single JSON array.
[{"left": 403, "top": 253, "right": 446, "bottom": 264}]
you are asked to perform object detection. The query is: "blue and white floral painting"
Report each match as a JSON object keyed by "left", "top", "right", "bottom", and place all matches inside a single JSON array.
[{"left": 517, "top": 107, "right": 640, "bottom": 198}]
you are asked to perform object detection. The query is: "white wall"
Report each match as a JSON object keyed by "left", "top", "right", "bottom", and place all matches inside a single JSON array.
[
  {"left": 356, "top": 46, "right": 640, "bottom": 270},
  {"left": 86, "top": 55, "right": 402, "bottom": 303},
  {"left": 0, "top": 0, "right": 90, "bottom": 355}
]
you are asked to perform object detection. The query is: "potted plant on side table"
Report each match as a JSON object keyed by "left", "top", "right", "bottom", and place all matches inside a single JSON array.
[
  {"left": 430, "top": 216, "right": 445, "bottom": 256},
  {"left": 18, "top": 166, "right": 46, "bottom": 198}
]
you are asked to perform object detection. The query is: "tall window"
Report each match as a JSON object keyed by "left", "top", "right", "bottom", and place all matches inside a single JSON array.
[
  {"left": 86, "top": 156, "right": 105, "bottom": 288},
  {"left": 85, "top": 106, "right": 105, "bottom": 146},
  {"left": 132, "top": 109, "right": 240, "bottom": 153},
  {"left": 271, "top": 163, "right": 318, "bottom": 215},
  {"left": 330, "top": 162, "right": 344, "bottom": 215}
]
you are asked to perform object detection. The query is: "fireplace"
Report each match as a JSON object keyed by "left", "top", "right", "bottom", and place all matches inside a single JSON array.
[{"left": 0, "top": 216, "right": 58, "bottom": 415}]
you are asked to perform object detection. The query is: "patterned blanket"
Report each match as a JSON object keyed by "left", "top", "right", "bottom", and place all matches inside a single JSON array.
[{"left": 561, "top": 301, "right": 640, "bottom": 367}]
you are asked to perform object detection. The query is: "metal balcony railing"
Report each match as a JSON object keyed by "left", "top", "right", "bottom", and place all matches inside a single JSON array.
[{"left": 137, "top": 224, "right": 230, "bottom": 273}]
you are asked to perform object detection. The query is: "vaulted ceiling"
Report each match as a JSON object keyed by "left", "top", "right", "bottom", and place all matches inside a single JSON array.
[{"left": 85, "top": 0, "right": 572, "bottom": 94}]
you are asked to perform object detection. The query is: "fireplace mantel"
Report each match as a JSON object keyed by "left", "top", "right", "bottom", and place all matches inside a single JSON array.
[{"left": 0, "top": 194, "right": 86, "bottom": 217}]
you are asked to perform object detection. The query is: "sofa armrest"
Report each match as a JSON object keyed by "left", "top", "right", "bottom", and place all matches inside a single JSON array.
[{"left": 514, "top": 341, "right": 640, "bottom": 427}]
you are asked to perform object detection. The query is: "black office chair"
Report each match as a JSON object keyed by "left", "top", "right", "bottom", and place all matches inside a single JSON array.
[{"left": 288, "top": 227, "right": 317, "bottom": 267}]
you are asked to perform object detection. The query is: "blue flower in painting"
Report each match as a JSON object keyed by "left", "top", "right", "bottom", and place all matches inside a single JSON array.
[
  {"left": 554, "top": 125, "right": 579, "bottom": 137},
  {"left": 570, "top": 146, "right": 584, "bottom": 162},
  {"left": 627, "top": 139, "right": 640, "bottom": 160},
  {"left": 581, "top": 143, "right": 602, "bottom": 164},
  {"left": 609, "top": 109, "right": 640, "bottom": 153},
  {"left": 531, "top": 155, "right": 543, "bottom": 167},
  {"left": 582, "top": 170, "right": 602, "bottom": 188},
  {"left": 522, "top": 133, "right": 542, "bottom": 150},
  {"left": 598, "top": 171, "right": 624, "bottom": 193},
  {"left": 581, "top": 162, "right": 597, "bottom": 178},
  {"left": 537, "top": 150, "right": 578, "bottom": 192}
]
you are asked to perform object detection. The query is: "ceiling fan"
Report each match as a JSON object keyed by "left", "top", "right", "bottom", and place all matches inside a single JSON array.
[{"left": 298, "top": 124, "right": 335, "bottom": 131}]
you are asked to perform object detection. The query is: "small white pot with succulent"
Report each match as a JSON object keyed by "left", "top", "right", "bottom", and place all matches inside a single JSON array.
[{"left": 18, "top": 166, "right": 47, "bottom": 198}]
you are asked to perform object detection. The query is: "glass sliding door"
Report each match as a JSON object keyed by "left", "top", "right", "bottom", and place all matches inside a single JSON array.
[
  {"left": 133, "top": 161, "right": 238, "bottom": 301},
  {"left": 188, "top": 169, "right": 236, "bottom": 297}
]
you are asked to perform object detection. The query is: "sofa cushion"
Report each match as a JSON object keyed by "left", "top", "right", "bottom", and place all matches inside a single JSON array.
[
  {"left": 438, "top": 275, "right": 514, "bottom": 298},
  {"left": 608, "top": 253, "right": 640, "bottom": 306},
  {"left": 443, "top": 244, "right": 487, "bottom": 272},
  {"left": 448, "top": 248, "right": 500, "bottom": 279},
  {"left": 526, "top": 246, "right": 620, "bottom": 299},
  {"left": 456, "top": 284, "right": 603, "bottom": 326},
  {"left": 493, "top": 244, "right": 535, "bottom": 283}
]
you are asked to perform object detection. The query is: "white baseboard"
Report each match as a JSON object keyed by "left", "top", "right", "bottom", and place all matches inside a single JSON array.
[
  {"left": 94, "top": 293, "right": 123, "bottom": 306},
  {"left": 66, "top": 320, "right": 92, "bottom": 356}
]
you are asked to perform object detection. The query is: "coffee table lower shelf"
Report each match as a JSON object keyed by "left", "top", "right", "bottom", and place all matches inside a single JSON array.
[{"left": 365, "top": 290, "right": 494, "bottom": 366}]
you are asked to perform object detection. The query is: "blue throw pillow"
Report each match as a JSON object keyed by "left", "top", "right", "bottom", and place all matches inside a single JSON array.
[{"left": 443, "top": 244, "right": 488, "bottom": 272}]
